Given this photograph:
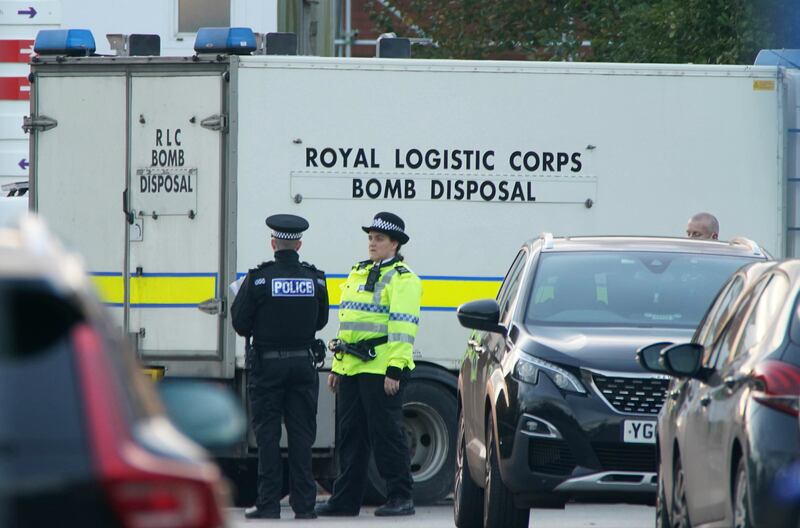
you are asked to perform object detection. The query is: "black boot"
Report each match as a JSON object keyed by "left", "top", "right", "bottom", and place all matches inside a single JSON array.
[
  {"left": 314, "top": 502, "right": 359, "bottom": 517},
  {"left": 374, "top": 498, "right": 415, "bottom": 517},
  {"left": 244, "top": 506, "right": 280, "bottom": 519}
]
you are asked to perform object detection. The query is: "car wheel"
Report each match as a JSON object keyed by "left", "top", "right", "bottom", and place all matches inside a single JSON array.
[
  {"left": 483, "top": 416, "right": 529, "bottom": 528},
  {"left": 656, "top": 474, "right": 670, "bottom": 528},
  {"left": 671, "top": 457, "right": 691, "bottom": 528},
  {"left": 733, "top": 457, "right": 753, "bottom": 528},
  {"left": 453, "top": 407, "right": 483, "bottom": 528}
]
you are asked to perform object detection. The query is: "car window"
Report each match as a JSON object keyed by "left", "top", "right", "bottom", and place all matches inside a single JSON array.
[
  {"left": 708, "top": 276, "right": 770, "bottom": 369},
  {"left": 731, "top": 273, "right": 790, "bottom": 364},
  {"left": 0, "top": 280, "right": 92, "bottom": 483},
  {"left": 525, "top": 251, "right": 755, "bottom": 328},
  {"left": 497, "top": 250, "right": 527, "bottom": 321},
  {"left": 698, "top": 275, "right": 744, "bottom": 354}
]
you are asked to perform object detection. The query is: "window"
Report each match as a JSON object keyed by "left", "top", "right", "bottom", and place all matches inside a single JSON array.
[
  {"left": 733, "top": 274, "right": 790, "bottom": 362},
  {"left": 698, "top": 276, "right": 744, "bottom": 353},
  {"left": 497, "top": 250, "right": 527, "bottom": 322},
  {"left": 525, "top": 251, "right": 756, "bottom": 328},
  {"left": 708, "top": 276, "right": 770, "bottom": 369},
  {"left": 178, "top": 0, "right": 230, "bottom": 33}
]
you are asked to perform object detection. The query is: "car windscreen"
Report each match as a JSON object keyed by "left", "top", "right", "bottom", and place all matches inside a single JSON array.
[{"left": 525, "top": 251, "right": 757, "bottom": 328}]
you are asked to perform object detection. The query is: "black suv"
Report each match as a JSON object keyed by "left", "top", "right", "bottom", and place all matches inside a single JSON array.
[{"left": 453, "top": 234, "right": 768, "bottom": 528}]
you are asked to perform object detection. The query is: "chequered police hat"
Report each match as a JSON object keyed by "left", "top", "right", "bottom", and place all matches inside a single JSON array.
[
  {"left": 265, "top": 214, "right": 308, "bottom": 240},
  {"left": 361, "top": 212, "right": 409, "bottom": 244}
]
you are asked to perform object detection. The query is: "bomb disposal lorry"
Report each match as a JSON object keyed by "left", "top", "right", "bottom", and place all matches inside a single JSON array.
[{"left": 25, "top": 28, "right": 799, "bottom": 504}]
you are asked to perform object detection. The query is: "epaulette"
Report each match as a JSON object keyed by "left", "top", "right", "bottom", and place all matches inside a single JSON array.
[
  {"left": 394, "top": 265, "right": 410, "bottom": 274},
  {"left": 300, "top": 261, "right": 318, "bottom": 271},
  {"left": 355, "top": 259, "right": 372, "bottom": 270},
  {"left": 256, "top": 261, "right": 275, "bottom": 270}
]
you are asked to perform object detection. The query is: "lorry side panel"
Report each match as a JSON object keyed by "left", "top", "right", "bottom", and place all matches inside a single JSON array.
[{"left": 235, "top": 58, "right": 783, "bottom": 369}]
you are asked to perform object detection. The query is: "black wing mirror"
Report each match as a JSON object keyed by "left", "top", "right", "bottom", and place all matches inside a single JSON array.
[
  {"left": 660, "top": 343, "right": 707, "bottom": 380},
  {"left": 457, "top": 299, "right": 507, "bottom": 336},
  {"left": 636, "top": 342, "right": 673, "bottom": 374}
]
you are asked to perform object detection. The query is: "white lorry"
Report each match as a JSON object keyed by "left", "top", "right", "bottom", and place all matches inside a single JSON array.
[{"left": 26, "top": 31, "right": 798, "bottom": 503}]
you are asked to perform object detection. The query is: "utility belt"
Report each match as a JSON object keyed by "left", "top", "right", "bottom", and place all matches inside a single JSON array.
[
  {"left": 328, "top": 336, "right": 389, "bottom": 362},
  {"left": 245, "top": 337, "right": 326, "bottom": 370}
]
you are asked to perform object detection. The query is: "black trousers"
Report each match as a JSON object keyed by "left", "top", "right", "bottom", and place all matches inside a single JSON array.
[
  {"left": 328, "top": 372, "right": 412, "bottom": 512},
  {"left": 247, "top": 355, "right": 319, "bottom": 514}
]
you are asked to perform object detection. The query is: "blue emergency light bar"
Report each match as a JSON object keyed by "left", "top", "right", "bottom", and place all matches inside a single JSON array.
[
  {"left": 194, "top": 27, "right": 256, "bottom": 55},
  {"left": 34, "top": 29, "right": 96, "bottom": 56}
]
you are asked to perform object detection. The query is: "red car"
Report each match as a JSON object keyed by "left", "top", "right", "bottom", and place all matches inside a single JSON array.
[{"left": 0, "top": 217, "right": 243, "bottom": 528}]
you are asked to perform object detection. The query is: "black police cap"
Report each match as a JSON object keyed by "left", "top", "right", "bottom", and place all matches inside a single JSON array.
[
  {"left": 265, "top": 214, "right": 309, "bottom": 240},
  {"left": 362, "top": 211, "right": 409, "bottom": 244}
]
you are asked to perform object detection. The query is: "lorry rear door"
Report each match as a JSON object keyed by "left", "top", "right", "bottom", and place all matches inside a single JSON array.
[
  {"left": 31, "top": 74, "right": 127, "bottom": 330},
  {"left": 127, "top": 74, "right": 225, "bottom": 372}
]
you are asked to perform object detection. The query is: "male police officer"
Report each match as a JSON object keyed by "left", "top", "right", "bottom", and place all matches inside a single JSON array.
[{"left": 231, "top": 214, "right": 329, "bottom": 520}]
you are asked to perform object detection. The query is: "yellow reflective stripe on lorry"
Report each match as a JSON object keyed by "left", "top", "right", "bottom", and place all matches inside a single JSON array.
[
  {"left": 89, "top": 273, "right": 216, "bottom": 306},
  {"left": 326, "top": 275, "right": 502, "bottom": 311},
  {"left": 91, "top": 272, "right": 500, "bottom": 310}
]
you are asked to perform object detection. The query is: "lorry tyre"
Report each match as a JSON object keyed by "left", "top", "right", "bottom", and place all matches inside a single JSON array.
[
  {"left": 484, "top": 416, "right": 529, "bottom": 528},
  {"left": 317, "top": 478, "right": 334, "bottom": 494},
  {"left": 363, "top": 380, "right": 457, "bottom": 505},
  {"left": 226, "top": 457, "right": 290, "bottom": 506}
]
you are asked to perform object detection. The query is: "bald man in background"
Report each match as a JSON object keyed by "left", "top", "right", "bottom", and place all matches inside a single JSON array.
[{"left": 686, "top": 212, "right": 719, "bottom": 240}]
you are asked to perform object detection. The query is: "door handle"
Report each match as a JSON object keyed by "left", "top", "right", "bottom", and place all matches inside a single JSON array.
[
  {"left": 700, "top": 395, "right": 711, "bottom": 407},
  {"left": 122, "top": 189, "right": 134, "bottom": 224},
  {"left": 723, "top": 376, "right": 741, "bottom": 390},
  {"left": 467, "top": 339, "right": 486, "bottom": 354},
  {"left": 198, "top": 298, "right": 224, "bottom": 315}
]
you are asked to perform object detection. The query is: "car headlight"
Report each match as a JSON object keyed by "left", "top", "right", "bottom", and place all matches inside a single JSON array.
[{"left": 513, "top": 354, "right": 586, "bottom": 394}]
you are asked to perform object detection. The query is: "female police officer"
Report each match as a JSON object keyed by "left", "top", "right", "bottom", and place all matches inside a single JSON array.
[{"left": 315, "top": 212, "right": 422, "bottom": 517}]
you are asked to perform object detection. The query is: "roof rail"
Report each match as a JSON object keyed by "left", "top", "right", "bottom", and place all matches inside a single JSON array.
[
  {"left": 729, "top": 237, "right": 764, "bottom": 257},
  {"left": 541, "top": 232, "right": 555, "bottom": 249}
]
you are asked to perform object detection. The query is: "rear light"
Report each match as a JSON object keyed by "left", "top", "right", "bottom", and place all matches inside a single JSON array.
[
  {"left": 752, "top": 360, "right": 800, "bottom": 417},
  {"left": 71, "top": 324, "right": 227, "bottom": 528},
  {"left": 107, "top": 479, "right": 224, "bottom": 528}
]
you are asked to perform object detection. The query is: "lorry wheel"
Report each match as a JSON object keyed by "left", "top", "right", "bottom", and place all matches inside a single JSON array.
[
  {"left": 224, "top": 457, "right": 290, "bottom": 506},
  {"left": 364, "top": 380, "right": 457, "bottom": 505},
  {"left": 317, "top": 478, "right": 334, "bottom": 494}
]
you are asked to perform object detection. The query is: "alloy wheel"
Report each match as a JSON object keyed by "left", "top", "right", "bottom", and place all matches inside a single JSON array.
[
  {"left": 733, "top": 458, "right": 751, "bottom": 528},
  {"left": 671, "top": 459, "right": 691, "bottom": 528}
]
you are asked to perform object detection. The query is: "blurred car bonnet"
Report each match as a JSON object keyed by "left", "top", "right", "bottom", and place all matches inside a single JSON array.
[{"left": 0, "top": 215, "right": 242, "bottom": 528}]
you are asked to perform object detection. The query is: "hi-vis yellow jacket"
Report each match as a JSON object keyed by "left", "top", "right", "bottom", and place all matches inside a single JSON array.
[{"left": 331, "top": 259, "right": 422, "bottom": 377}]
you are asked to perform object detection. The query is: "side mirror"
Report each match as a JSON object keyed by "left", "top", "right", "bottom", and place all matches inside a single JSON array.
[
  {"left": 636, "top": 342, "right": 674, "bottom": 374},
  {"left": 158, "top": 380, "right": 246, "bottom": 450},
  {"left": 661, "top": 343, "right": 706, "bottom": 379},
  {"left": 457, "top": 299, "right": 507, "bottom": 336}
]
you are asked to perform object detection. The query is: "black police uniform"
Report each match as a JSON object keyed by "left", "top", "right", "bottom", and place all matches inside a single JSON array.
[{"left": 230, "top": 214, "right": 328, "bottom": 519}]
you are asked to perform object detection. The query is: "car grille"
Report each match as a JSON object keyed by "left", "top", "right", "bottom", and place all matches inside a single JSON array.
[
  {"left": 591, "top": 374, "right": 669, "bottom": 414},
  {"left": 528, "top": 438, "right": 576, "bottom": 476},
  {"left": 592, "top": 443, "right": 656, "bottom": 472}
]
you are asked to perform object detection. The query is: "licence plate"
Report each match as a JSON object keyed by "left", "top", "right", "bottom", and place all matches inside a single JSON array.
[{"left": 623, "top": 420, "right": 656, "bottom": 444}]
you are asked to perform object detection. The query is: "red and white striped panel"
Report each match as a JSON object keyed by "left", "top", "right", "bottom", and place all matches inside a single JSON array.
[
  {"left": 0, "top": 40, "right": 35, "bottom": 62},
  {"left": 0, "top": 40, "right": 34, "bottom": 101},
  {"left": 0, "top": 77, "right": 30, "bottom": 100}
]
